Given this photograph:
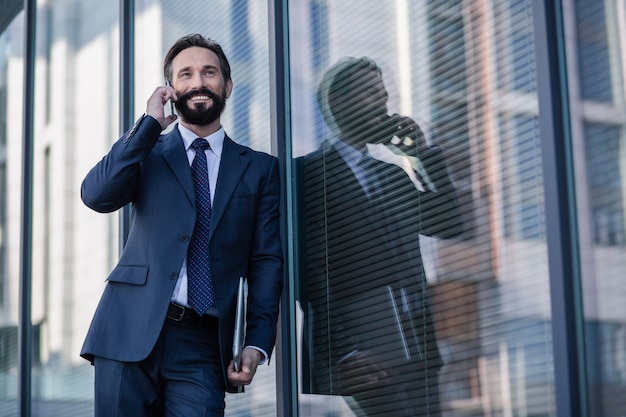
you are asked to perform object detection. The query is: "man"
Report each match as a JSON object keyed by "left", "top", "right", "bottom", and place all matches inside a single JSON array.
[
  {"left": 80, "top": 34, "right": 283, "bottom": 417},
  {"left": 298, "top": 57, "right": 463, "bottom": 416}
]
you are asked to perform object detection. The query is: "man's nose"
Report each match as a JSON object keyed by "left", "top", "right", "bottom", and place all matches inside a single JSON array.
[{"left": 190, "top": 72, "right": 207, "bottom": 89}]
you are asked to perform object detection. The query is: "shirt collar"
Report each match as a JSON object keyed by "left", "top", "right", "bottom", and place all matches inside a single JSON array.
[
  {"left": 334, "top": 139, "right": 364, "bottom": 168},
  {"left": 177, "top": 123, "right": 225, "bottom": 157}
]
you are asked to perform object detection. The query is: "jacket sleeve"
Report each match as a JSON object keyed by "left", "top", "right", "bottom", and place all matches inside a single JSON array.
[
  {"left": 243, "top": 156, "right": 284, "bottom": 359},
  {"left": 81, "top": 115, "right": 163, "bottom": 213},
  {"left": 417, "top": 146, "right": 464, "bottom": 239}
]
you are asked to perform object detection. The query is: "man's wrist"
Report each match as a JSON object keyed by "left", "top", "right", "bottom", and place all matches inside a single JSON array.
[{"left": 245, "top": 346, "right": 268, "bottom": 365}]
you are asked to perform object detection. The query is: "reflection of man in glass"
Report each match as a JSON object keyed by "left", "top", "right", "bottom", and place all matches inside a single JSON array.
[{"left": 299, "top": 57, "right": 463, "bottom": 416}]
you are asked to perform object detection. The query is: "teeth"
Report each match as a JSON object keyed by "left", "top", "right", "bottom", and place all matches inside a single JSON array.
[{"left": 191, "top": 95, "right": 210, "bottom": 100}]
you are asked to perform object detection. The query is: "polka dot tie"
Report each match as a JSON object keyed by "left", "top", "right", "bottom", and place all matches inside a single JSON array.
[{"left": 187, "top": 138, "right": 215, "bottom": 314}]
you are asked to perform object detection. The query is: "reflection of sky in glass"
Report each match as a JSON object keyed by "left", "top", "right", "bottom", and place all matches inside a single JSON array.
[
  {"left": 585, "top": 123, "right": 624, "bottom": 246},
  {"left": 575, "top": 0, "right": 613, "bottom": 102}
]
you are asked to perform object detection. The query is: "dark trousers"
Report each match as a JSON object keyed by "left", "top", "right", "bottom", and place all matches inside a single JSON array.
[{"left": 94, "top": 316, "right": 225, "bottom": 417}]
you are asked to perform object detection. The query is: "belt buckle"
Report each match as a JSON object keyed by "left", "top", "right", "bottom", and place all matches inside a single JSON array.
[{"left": 171, "top": 303, "right": 186, "bottom": 322}]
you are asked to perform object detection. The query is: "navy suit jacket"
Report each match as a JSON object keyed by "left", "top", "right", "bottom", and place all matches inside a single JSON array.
[
  {"left": 80, "top": 115, "right": 283, "bottom": 393},
  {"left": 298, "top": 141, "right": 462, "bottom": 395}
]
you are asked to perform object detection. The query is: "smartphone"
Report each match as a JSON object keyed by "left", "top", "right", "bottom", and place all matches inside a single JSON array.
[{"left": 165, "top": 80, "right": 176, "bottom": 116}]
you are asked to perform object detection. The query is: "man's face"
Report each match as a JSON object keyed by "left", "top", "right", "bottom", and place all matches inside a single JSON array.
[
  {"left": 170, "top": 46, "right": 233, "bottom": 126},
  {"left": 330, "top": 70, "right": 389, "bottom": 144}
]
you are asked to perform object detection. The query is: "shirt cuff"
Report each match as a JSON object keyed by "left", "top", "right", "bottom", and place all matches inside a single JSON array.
[{"left": 245, "top": 345, "right": 269, "bottom": 365}]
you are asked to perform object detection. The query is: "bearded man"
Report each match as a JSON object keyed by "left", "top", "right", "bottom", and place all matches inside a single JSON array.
[{"left": 80, "top": 34, "right": 283, "bottom": 417}]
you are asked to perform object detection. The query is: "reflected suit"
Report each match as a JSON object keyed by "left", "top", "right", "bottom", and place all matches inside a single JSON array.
[{"left": 298, "top": 57, "right": 463, "bottom": 417}]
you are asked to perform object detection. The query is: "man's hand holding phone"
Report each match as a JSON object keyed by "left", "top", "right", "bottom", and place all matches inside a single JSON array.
[
  {"left": 145, "top": 81, "right": 178, "bottom": 130},
  {"left": 373, "top": 114, "right": 428, "bottom": 155}
]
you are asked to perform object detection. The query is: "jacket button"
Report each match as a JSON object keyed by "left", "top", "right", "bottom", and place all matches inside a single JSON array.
[
  {"left": 169, "top": 272, "right": 178, "bottom": 280},
  {"left": 181, "top": 235, "right": 189, "bottom": 242}
]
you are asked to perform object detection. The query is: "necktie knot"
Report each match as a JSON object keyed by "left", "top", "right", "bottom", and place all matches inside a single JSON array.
[
  {"left": 358, "top": 153, "right": 376, "bottom": 170},
  {"left": 192, "top": 138, "right": 210, "bottom": 152}
]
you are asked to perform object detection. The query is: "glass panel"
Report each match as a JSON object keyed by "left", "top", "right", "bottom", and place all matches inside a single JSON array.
[
  {"left": 290, "top": 1, "right": 556, "bottom": 416},
  {"left": 30, "top": 0, "right": 120, "bottom": 415},
  {"left": 134, "top": 1, "right": 276, "bottom": 416},
  {"left": 0, "top": 0, "right": 122, "bottom": 415},
  {"left": 0, "top": 11, "right": 24, "bottom": 417},
  {"left": 567, "top": 0, "right": 626, "bottom": 415}
]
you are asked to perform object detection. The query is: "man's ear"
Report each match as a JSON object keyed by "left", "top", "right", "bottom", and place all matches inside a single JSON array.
[{"left": 225, "top": 79, "right": 234, "bottom": 99}]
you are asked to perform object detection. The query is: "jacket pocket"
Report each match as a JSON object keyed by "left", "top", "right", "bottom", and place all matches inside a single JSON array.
[{"left": 107, "top": 265, "right": 149, "bottom": 285}]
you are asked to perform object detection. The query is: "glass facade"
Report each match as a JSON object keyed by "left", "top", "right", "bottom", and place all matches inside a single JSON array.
[
  {"left": 0, "top": 1, "right": 623, "bottom": 416},
  {"left": 569, "top": 0, "right": 626, "bottom": 415},
  {"left": 290, "top": 1, "right": 554, "bottom": 415}
]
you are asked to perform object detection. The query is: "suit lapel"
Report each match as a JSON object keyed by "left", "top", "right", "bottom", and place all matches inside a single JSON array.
[
  {"left": 323, "top": 143, "right": 413, "bottom": 248},
  {"left": 209, "top": 135, "right": 249, "bottom": 241},
  {"left": 323, "top": 145, "right": 385, "bottom": 229},
  {"left": 155, "top": 128, "right": 195, "bottom": 206}
]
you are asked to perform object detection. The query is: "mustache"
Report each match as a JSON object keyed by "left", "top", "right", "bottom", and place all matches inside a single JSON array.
[{"left": 178, "top": 88, "right": 221, "bottom": 103}]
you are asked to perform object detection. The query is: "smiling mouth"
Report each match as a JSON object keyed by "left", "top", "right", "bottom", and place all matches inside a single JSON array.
[{"left": 190, "top": 95, "right": 210, "bottom": 101}]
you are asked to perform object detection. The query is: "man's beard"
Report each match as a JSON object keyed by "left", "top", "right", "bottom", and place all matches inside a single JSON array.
[
  {"left": 175, "top": 87, "right": 227, "bottom": 126},
  {"left": 335, "top": 107, "right": 390, "bottom": 145}
]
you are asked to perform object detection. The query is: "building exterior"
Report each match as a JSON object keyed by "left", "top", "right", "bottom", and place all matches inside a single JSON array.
[{"left": 0, "top": 0, "right": 624, "bottom": 416}]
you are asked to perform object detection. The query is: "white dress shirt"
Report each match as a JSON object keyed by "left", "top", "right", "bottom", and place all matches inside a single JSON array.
[
  {"left": 171, "top": 123, "right": 224, "bottom": 308},
  {"left": 169, "top": 123, "right": 268, "bottom": 362}
]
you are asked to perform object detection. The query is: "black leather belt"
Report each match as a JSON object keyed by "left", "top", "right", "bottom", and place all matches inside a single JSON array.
[{"left": 166, "top": 302, "right": 217, "bottom": 328}]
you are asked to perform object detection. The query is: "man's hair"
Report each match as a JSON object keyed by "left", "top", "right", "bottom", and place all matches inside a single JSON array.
[
  {"left": 317, "top": 57, "right": 382, "bottom": 129},
  {"left": 163, "top": 34, "right": 231, "bottom": 83},
  {"left": 324, "top": 57, "right": 381, "bottom": 110}
]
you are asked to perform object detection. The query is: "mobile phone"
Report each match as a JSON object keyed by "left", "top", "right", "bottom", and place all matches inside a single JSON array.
[{"left": 165, "top": 79, "right": 176, "bottom": 116}]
